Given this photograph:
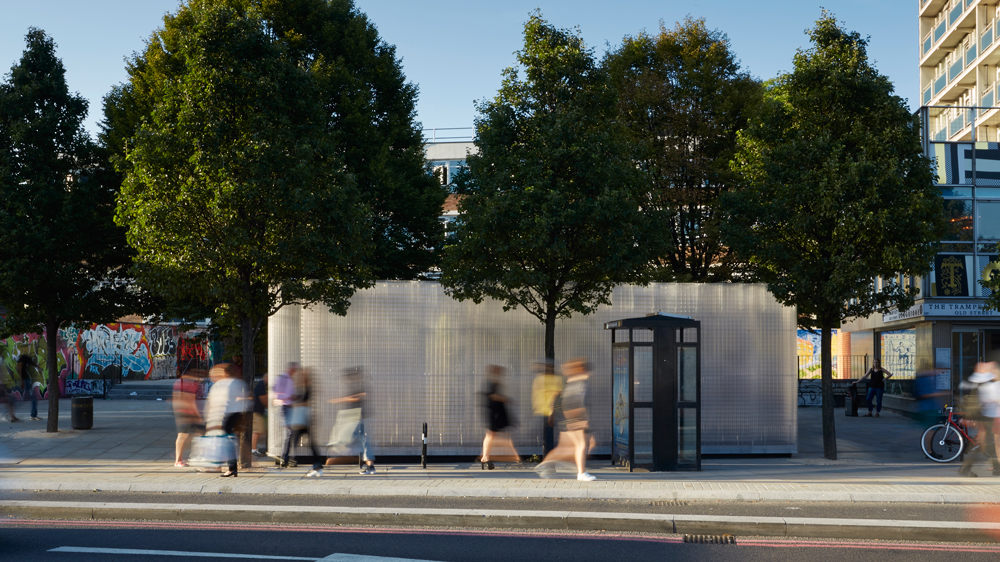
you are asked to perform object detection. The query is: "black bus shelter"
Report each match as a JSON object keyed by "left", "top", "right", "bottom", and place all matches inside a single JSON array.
[{"left": 605, "top": 313, "right": 701, "bottom": 471}]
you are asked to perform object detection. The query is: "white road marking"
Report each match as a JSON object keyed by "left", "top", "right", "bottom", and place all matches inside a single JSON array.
[
  {"left": 49, "top": 546, "right": 442, "bottom": 562},
  {"left": 317, "top": 554, "right": 442, "bottom": 562},
  {"left": 48, "top": 547, "right": 315, "bottom": 560}
]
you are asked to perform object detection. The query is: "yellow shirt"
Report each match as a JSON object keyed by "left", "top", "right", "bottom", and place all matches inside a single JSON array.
[{"left": 531, "top": 374, "right": 564, "bottom": 416}]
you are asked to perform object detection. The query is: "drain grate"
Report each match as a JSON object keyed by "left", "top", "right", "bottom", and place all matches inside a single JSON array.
[
  {"left": 649, "top": 500, "right": 688, "bottom": 507},
  {"left": 683, "top": 534, "right": 736, "bottom": 544}
]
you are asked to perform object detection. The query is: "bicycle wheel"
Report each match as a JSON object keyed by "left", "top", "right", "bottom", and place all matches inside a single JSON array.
[{"left": 922, "top": 424, "right": 964, "bottom": 463}]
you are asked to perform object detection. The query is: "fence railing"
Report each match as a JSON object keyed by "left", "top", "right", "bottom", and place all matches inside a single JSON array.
[
  {"left": 798, "top": 354, "right": 917, "bottom": 381},
  {"left": 422, "top": 127, "right": 474, "bottom": 143},
  {"left": 798, "top": 355, "right": 870, "bottom": 380}
]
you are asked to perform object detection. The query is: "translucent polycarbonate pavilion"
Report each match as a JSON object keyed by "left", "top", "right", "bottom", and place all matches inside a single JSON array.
[{"left": 267, "top": 281, "right": 797, "bottom": 457}]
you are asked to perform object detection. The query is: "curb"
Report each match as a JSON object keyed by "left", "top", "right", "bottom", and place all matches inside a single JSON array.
[
  {"left": 2, "top": 501, "right": 998, "bottom": 543},
  {"left": 4, "top": 479, "right": 1000, "bottom": 504}
]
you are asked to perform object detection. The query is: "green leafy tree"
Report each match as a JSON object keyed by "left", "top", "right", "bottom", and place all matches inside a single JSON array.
[
  {"left": 983, "top": 251, "right": 1000, "bottom": 309},
  {"left": 111, "top": 0, "right": 372, "bottom": 464},
  {"left": 720, "top": 12, "right": 944, "bottom": 459},
  {"left": 441, "top": 13, "right": 657, "bottom": 361},
  {"left": 0, "top": 29, "right": 145, "bottom": 432},
  {"left": 606, "top": 18, "right": 762, "bottom": 281},
  {"left": 260, "top": 0, "right": 447, "bottom": 279},
  {"left": 106, "top": 0, "right": 446, "bottom": 282}
]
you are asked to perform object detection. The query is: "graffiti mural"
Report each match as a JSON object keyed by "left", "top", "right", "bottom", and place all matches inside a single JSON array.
[
  {"left": 79, "top": 324, "right": 153, "bottom": 378},
  {"left": 64, "top": 379, "right": 111, "bottom": 396},
  {"left": 797, "top": 329, "right": 841, "bottom": 379},
  {"left": 148, "top": 326, "right": 178, "bottom": 380},
  {"left": 0, "top": 321, "right": 213, "bottom": 397},
  {"left": 0, "top": 332, "right": 67, "bottom": 399}
]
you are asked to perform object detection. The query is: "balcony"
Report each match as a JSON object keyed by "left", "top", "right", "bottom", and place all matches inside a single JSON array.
[
  {"left": 950, "top": 112, "right": 966, "bottom": 137},
  {"left": 983, "top": 89, "right": 995, "bottom": 114},
  {"left": 949, "top": 57, "right": 964, "bottom": 82},
  {"left": 920, "top": 0, "right": 949, "bottom": 19},
  {"left": 948, "top": 1, "right": 967, "bottom": 28},
  {"left": 920, "top": 0, "right": 978, "bottom": 67},
  {"left": 984, "top": 24, "right": 994, "bottom": 52},
  {"left": 933, "top": 74, "right": 946, "bottom": 97}
]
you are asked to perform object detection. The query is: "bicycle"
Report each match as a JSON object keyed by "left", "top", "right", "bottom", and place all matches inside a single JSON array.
[{"left": 921, "top": 406, "right": 997, "bottom": 463}]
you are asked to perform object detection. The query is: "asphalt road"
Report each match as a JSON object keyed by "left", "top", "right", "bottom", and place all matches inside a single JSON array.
[
  {"left": 2, "top": 519, "right": 999, "bottom": 562},
  {"left": 0, "top": 489, "right": 976, "bottom": 522}
]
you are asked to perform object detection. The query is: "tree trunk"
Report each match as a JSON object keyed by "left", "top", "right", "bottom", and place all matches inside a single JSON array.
[
  {"left": 820, "top": 324, "right": 837, "bottom": 460},
  {"left": 239, "top": 316, "right": 256, "bottom": 469},
  {"left": 45, "top": 317, "right": 61, "bottom": 433},
  {"left": 543, "top": 307, "right": 557, "bottom": 453},
  {"left": 544, "top": 310, "right": 556, "bottom": 361}
]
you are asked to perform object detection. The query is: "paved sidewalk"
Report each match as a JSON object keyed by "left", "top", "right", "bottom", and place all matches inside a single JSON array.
[{"left": 2, "top": 399, "right": 999, "bottom": 503}]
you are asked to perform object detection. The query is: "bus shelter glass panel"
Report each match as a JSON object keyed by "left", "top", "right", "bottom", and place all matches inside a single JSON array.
[
  {"left": 633, "top": 408, "right": 653, "bottom": 465},
  {"left": 679, "top": 346, "right": 697, "bottom": 402},
  {"left": 634, "top": 345, "right": 653, "bottom": 402},
  {"left": 611, "top": 345, "right": 629, "bottom": 466}
]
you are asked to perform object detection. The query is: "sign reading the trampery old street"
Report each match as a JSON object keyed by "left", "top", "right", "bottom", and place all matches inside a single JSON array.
[
  {"left": 924, "top": 302, "right": 1000, "bottom": 317},
  {"left": 883, "top": 301, "right": 1000, "bottom": 322}
]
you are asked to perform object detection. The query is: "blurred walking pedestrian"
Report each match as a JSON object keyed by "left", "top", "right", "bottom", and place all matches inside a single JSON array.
[
  {"left": 480, "top": 365, "right": 519, "bottom": 469},
  {"left": 273, "top": 362, "right": 297, "bottom": 466},
  {"left": 17, "top": 356, "right": 39, "bottom": 421},
  {"left": 173, "top": 368, "right": 206, "bottom": 467},
  {"left": 858, "top": 359, "right": 893, "bottom": 417},
  {"left": 327, "top": 366, "right": 376, "bottom": 474},
  {"left": 959, "top": 362, "right": 1000, "bottom": 477},
  {"left": 531, "top": 359, "right": 562, "bottom": 454},
  {"left": 205, "top": 363, "right": 250, "bottom": 477},
  {"left": 536, "top": 358, "right": 596, "bottom": 481},
  {"left": 252, "top": 373, "right": 268, "bottom": 456},
  {"left": 1, "top": 374, "right": 15, "bottom": 422},
  {"left": 280, "top": 368, "right": 325, "bottom": 476}
]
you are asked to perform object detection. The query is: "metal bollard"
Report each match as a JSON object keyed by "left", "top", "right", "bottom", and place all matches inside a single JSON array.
[{"left": 421, "top": 422, "right": 427, "bottom": 469}]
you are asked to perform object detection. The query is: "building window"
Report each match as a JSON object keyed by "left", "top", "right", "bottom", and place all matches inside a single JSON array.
[
  {"left": 428, "top": 160, "right": 468, "bottom": 189},
  {"left": 978, "top": 201, "right": 1000, "bottom": 240}
]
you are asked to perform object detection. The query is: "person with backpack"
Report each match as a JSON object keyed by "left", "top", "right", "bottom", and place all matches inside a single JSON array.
[
  {"left": 858, "top": 359, "right": 893, "bottom": 417},
  {"left": 958, "top": 362, "right": 1000, "bottom": 478}
]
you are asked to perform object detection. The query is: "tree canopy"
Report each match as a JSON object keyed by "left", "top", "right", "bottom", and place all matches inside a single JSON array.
[
  {"left": 110, "top": 0, "right": 374, "bottom": 461},
  {"left": 105, "top": 0, "right": 446, "bottom": 283},
  {"left": 720, "top": 12, "right": 945, "bottom": 459},
  {"left": 259, "top": 0, "right": 447, "bottom": 280},
  {"left": 0, "top": 28, "right": 144, "bottom": 431},
  {"left": 440, "top": 13, "right": 658, "bottom": 360},
  {"left": 606, "top": 18, "right": 762, "bottom": 281}
]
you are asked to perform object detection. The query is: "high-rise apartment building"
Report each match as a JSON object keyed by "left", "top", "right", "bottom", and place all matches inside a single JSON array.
[{"left": 839, "top": 0, "right": 1000, "bottom": 413}]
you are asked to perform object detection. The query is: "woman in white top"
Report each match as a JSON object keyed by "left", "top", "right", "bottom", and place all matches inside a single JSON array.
[{"left": 205, "top": 363, "right": 249, "bottom": 477}]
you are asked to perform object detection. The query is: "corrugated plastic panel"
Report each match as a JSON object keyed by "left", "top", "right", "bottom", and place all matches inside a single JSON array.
[{"left": 267, "top": 282, "right": 797, "bottom": 456}]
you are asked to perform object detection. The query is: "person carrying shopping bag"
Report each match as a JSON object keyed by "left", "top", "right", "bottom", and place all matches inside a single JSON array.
[
  {"left": 327, "top": 366, "right": 376, "bottom": 475},
  {"left": 280, "top": 368, "right": 325, "bottom": 476},
  {"left": 204, "top": 363, "right": 250, "bottom": 477}
]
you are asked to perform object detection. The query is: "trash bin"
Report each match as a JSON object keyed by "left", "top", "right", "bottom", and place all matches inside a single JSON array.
[
  {"left": 72, "top": 396, "right": 93, "bottom": 429},
  {"left": 845, "top": 383, "right": 859, "bottom": 417}
]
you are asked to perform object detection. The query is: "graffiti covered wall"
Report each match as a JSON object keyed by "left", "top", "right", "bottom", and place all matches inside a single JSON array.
[{"left": 1, "top": 323, "right": 212, "bottom": 398}]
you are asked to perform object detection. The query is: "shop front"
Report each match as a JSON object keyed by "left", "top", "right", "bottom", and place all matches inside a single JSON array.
[{"left": 841, "top": 300, "right": 1000, "bottom": 413}]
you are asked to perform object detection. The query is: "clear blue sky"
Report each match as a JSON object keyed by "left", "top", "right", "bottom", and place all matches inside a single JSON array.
[{"left": 0, "top": 0, "right": 917, "bottom": 137}]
